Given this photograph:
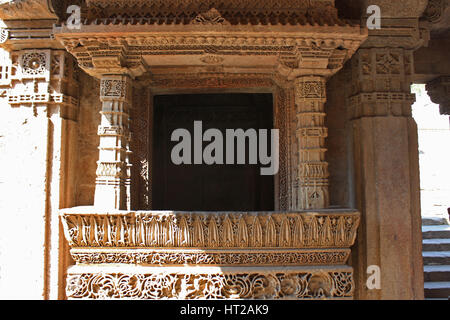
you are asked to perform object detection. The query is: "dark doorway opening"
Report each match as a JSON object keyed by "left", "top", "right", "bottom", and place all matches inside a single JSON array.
[{"left": 152, "top": 93, "right": 274, "bottom": 211}]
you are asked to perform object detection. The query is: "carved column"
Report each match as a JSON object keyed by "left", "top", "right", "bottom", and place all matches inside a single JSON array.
[
  {"left": 426, "top": 76, "right": 450, "bottom": 115},
  {"left": 94, "top": 75, "right": 132, "bottom": 210},
  {"left": 293, "top": 76, "right": 329, "bottom": 210},
  {"left": 349, "top": 47, "right": 424, "bottom": 299}
]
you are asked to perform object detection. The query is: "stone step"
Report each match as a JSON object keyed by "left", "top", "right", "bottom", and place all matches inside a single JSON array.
[
  {"left": 424, "top": 265, "right": 450, "bottom": 282},
  {"left": 422, "top": 225, "right": 450, "bottom": 239},
  {"left": 423, "top": 251, "right": 450, "bottom": 265},
  {"left": 424, "top": 281, "right": 450, "bottom": 299},
  {"left": 422, "top": 217, "right": 449, "bottom": 226},
  {"left": 422, "top": 239, "right": 450, "bottom": 251}
]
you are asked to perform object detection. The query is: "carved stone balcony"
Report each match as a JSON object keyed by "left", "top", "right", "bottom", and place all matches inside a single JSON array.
[{"left": 60, "top": 208, "right": 360, "bottom": 300}]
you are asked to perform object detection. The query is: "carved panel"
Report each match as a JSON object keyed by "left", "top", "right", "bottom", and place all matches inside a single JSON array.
[
  {"left": 61, "top": 211, "right": 360, "bottom": 249},
  {"left": 70, "top": 249, "right": 351, "bottom": 266},
  {"left": 66, "top": 268, "right": 354, "bottom": 300},
  {"left": 349, "top": 48, "right": 417, "bottom": 119},
  {"left": 1, "top": 50, "right": 79, "bottom": 119},
  {"left": 81, "top": 0, "right": 343, "bottom": 26},
  {"left": 100, "top": 79, "right": 129, "bottom": 100}
]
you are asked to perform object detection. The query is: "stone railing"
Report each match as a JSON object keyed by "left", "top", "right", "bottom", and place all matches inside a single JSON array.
[{"left": 61, "top": 208, "right": 360, "bottom": 300}]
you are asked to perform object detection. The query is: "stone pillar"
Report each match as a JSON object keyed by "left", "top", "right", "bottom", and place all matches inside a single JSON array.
[
  {"left": 426, "top": 76, "right": 450, "bottom": 116},
  {"left": 349, "top": 48, "right": 424, "bottom": 299},
  {"left": 293, "top": 76, "right": 329, "bottom": 210},
  {"left": 94, "top": 75, "right": 132, "bottom": 210}
]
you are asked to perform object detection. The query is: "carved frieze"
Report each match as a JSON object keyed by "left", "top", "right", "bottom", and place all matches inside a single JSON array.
[
  {"left": 80, "top": 0, "right": 343, "bottom": 26},
  {"left": 60, "top": 211, "right": 360, "bottom": 249},
  {"left": 70, "top": 248, "right": 351, "bottom": 266},
  {"left": 66, "top": 267, "right": 354, "bottom": 300}
]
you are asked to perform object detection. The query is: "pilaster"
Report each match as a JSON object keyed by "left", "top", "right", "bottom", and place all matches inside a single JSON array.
[
  {"left": 94, "top": 75, "right": 132, "bottom": 210},
  {"left": 293, "top": 76, "right": 329, "bottom": 210},
  {"left": 0, "top": 48, "right": 79, "bottom": 299}
]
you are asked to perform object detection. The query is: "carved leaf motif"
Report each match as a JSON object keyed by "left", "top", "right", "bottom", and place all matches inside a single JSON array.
[
  {"left": 293, "top": 216, "right": 304, "bottom": 246},
  {"left": 252, "top": 217, "right": 263, "bottom": 247},
  {"left": 162, "top": 218, "right": 175, "bottom": 246},
  {"left": 237, "top": 217, "right": 248, "bottom": 247},
  {"left": 149, "top": 217, "right": 160, "bottom": 246},
  {"left": 193, "top": 216, "right": 205, "bottom": 247},
  {"left": 128, "top": 218, "right": 136, "bottom": 246},
  {"left": 349, "top": 216, "right": 360, "bottom": 244},
  {"left": 103, "top": 216, "right": 112, "bottom": 246},
  {"left": 280, "top": 217, "right": 291, "bottom": 247},
  {"left": 177, "top": 216, "right": 191, "bottom": 247},
  {"left": 223, "top": 215, "right": 234, "bottom": 247},
  {"left": 76, "top": 215, "right": 83, "bottom": 246},
  {"left": 265, "top": 216, "right": 277, "bottom": 247},
  {"left": 319, "top": 217, "right": 332, "bottom": 246},
  {"left": 89, "top": 215, "right": 99, "bottom": 246},
  {"left": 208, "top": 217, "right": 219, "bottom": 247},
  {"left": 136, "top": 215, "right": 145, "bottom": 246},
  {"left": 306, "top": 216, "right": 319, "bottom": 245},
  {"left": 335, "top": 216, "right": 345, "bottom": 245},
  {"left": 115, "top": 216, "right": 125, "bottom": 246}
]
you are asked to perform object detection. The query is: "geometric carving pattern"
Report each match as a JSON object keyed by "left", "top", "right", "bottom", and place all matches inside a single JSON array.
[
  {"left": 349, "top": 48, "right": 416, "bottom": 119},
  {"left": 2, "top": 50, "right": 79, "bottom": 119},
  {"left": 21, "top": 52, "right": 48, "bottom": 77},
  {"left": 376, "top": 53, "right": 400, "bottom": 75},
  {"left": 100, "top": 79, "right": 127, "bottom": 99},
  {"left": 82, "top": 0, "right": 344, "bottom": 27}
]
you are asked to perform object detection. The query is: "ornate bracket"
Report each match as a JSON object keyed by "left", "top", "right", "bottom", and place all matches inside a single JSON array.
[{"left": 426, "top": 76, "right": 450, "bottom": 115}]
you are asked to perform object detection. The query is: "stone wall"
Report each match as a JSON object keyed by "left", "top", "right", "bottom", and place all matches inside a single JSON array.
[
  {"left": 326, "top": 62, "right": 353, "bottom": 208},
  {"left": 0, "top": 48, "right": 81, "bottom": 299},
  {"left": 0, "top": 88, "right": 49, "bottom": 298}
]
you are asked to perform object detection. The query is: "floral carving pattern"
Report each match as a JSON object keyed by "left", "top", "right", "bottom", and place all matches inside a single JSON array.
[
  {"left": 21, "top": 52, "right": 48, "bottom": 77},
  {"left": 66, "top": 271, "right": 354, "bottom": 299},
  {"left": 70, "top": 249, "right": 350, "bottom": 265}
]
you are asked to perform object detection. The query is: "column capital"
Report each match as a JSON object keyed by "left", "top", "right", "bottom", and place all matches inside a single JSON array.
[
  {"left": 99, "top": 74, "right": 132, "bottom": 103},
  {"left": 293, "top": 76, "right": 327, "bottom": 105},
  {"left": 348, "top": 48, "right": 416, "bottom": 119}
]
